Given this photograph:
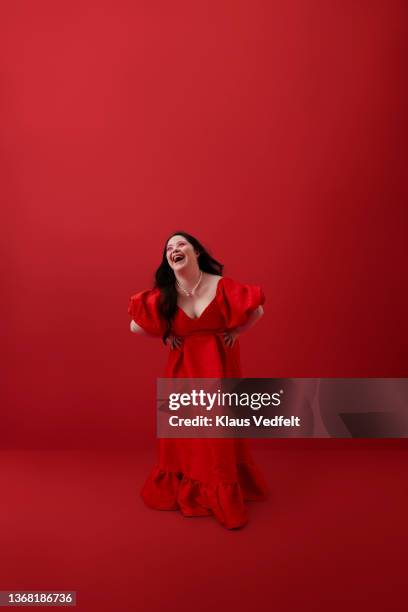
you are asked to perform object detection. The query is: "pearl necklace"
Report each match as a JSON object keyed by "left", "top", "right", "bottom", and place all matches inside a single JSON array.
[{"left": 176, "top": 271, "right": 203, "bottom": 297}]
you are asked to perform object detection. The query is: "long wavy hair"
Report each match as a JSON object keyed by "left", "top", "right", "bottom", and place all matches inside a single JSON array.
[{"left": 154, "top": 231, "right": 224, "bottom": 344}]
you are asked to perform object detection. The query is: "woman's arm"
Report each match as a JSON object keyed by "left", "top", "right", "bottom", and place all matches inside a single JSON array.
[
  {"left": 235, "top": 305, "right": 264, "bottom": 335},
  {"left": 130, "top": 320, "right": 182, "bottom": 348},
  {"left": 221, "top": 305, "right": 264, "bottom": 347},
  {"left": 130, "top": 320, "right": 156, "bottom": 336}
]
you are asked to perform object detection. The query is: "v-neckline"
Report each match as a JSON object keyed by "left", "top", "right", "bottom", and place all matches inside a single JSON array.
[{"left": 177, "top": 276, "right": 224, "bottom": 321}]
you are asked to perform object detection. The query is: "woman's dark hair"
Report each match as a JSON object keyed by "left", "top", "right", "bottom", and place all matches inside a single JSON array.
[{"left": 154, "top": 231, "right": 223, "bottom": 344}]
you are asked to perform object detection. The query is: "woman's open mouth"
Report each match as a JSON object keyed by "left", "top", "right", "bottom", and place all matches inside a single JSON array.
[{"left": 173, "top": 254, "right": 185, "bottom": 264}]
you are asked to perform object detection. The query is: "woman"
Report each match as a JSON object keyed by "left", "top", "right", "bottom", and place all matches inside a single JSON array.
[{"left": 128, "top": 231, "right": 269, "bottom": 529}]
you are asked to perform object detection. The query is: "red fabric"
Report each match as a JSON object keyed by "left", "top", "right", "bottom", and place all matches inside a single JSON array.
[{"left": 128, "top": 276, "right": 269, "bottom": 529}]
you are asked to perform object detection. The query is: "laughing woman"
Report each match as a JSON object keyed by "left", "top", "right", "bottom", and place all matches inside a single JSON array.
[{"left": 128, "top": 231, "right": 269, "bottom": 529}]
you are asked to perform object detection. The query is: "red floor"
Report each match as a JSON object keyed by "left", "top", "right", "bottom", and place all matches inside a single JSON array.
[{"left": 1, "top": 445, "right": 407, "bottom": 611}]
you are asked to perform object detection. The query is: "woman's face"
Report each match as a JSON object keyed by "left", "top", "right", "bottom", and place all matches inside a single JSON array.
[{"left": 166, "top": 234, "right": 199, "bottom": 271}]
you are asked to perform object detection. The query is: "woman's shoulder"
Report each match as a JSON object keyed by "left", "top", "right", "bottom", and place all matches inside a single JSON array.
[
  {"left": 216, "top": 276, "right": 265, "bottom": 327},
  {"left": 219, "top": 276, "right": 261, "bottom": 291},
  {"left": 129, "top": 286, "right": 161, "bottom": 302},
  {"left": 128, "top": 286, "right": 164, "bottom": 336},
  {"left": 202, "top": 272, "right": 223, "bottom": 286}
]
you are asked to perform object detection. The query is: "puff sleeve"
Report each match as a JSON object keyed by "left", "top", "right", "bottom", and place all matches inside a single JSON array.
[
  {"left": 217, "top": 277, "right": 265, "bottom": 330},
  {"left": 128, "top": 288, "right": 166, "bottom": 337}
]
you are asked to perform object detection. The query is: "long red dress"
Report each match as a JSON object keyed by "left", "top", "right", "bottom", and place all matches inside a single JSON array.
[{"left": 128, "top": 276, "right": 269, "bottom": 529}]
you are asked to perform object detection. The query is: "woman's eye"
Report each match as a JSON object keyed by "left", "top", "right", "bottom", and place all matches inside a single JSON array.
[{"left": 167, "top": 241, "right": 185, "bottom": 252}]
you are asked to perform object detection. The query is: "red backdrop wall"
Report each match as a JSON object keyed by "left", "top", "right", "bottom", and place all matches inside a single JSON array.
[{"left": 2, "top": 0, "right": 407, "bottom": 450}]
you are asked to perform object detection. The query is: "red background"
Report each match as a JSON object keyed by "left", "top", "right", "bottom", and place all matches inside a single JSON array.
[{"left": 1, "top": 1, "right": 407, "bottom": 611}]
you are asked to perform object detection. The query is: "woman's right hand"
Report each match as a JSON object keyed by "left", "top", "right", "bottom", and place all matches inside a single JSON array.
[{"left": 166, "top": 334, "right": 184, "bottom": 350}]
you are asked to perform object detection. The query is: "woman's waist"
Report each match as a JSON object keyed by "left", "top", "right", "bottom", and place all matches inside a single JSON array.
[{"left": 175, "top": 329, "right": 225, "bottom": 338}]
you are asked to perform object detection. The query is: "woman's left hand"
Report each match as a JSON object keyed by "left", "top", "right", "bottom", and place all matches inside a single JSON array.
[{"left": 220, "top": 329, "right": 240, "bottom": 347}]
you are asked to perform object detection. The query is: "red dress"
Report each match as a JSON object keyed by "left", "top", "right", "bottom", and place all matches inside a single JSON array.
[{"left": 128, "top": 276, "right": 269, "bottom": 529}]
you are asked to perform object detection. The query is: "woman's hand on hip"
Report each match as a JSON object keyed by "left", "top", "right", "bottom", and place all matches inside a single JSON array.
[
  {"left": 221, "top": 329, "right": 239, "bottom": 348},
  {"left": 166, "top": 334, "right": 184, "bottom": 350}
]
